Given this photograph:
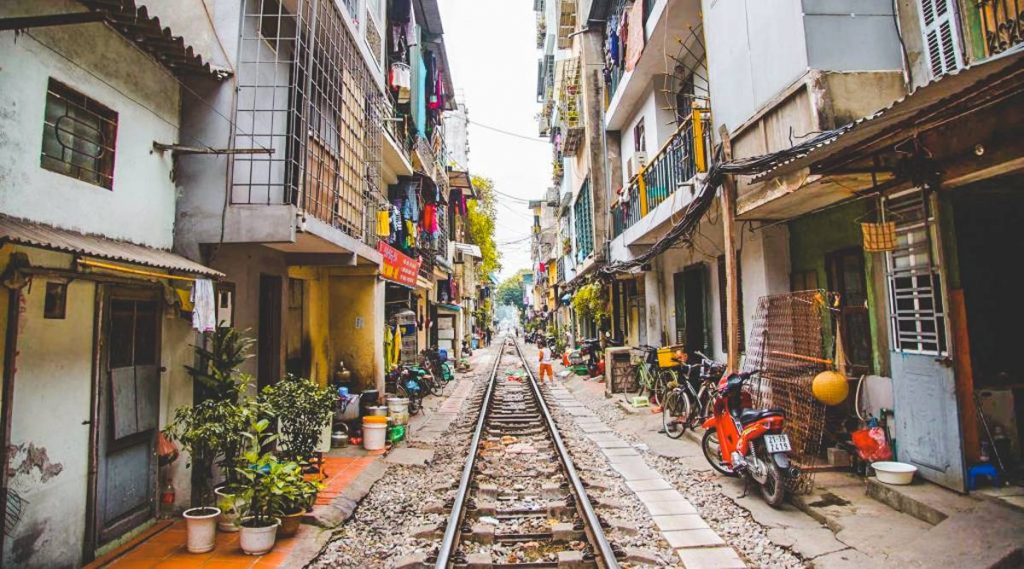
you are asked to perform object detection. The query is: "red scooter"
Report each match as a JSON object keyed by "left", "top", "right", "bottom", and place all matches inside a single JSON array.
[{"left": 701, "top": 370, "right": 800, "bottom": 507}]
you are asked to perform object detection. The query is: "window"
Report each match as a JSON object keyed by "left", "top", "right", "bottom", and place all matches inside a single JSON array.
[
  {"left": 44, "top": 282, "right": 67, "bottom": 319},
  {"left": 918, "top": 0, "right": 963, "bottom": 77},
  {"left": 633, "top": 118, "right": 646, "bottom": 153},
  {"left": 573, "top": 180, "right": 594, "bottom": 261},
  {"left": 40, "top": 79, "right": 117, "bottom": 189}
]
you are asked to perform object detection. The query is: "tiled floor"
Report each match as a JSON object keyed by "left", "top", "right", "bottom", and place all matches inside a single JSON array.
[{"left": 90, "top": 456, "right": 377, "bottom": 568}]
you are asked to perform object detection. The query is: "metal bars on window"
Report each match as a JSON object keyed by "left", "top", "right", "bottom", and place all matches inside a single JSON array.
[
  {"left": 573, "top": 179, "right": 594, "bottom": 261},
  {"left": 233, "top": 0, "right": 383, "bottom": 240},
  {"left": 40, "top": 79, "right": 118, "bottom": 189},
  {"left": 884, "top": 190, "right": 947, "bottom": 355}
]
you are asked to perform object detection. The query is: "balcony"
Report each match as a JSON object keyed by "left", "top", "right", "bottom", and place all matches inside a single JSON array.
[
  {"left": 604, "top": 0, "right": 702, "bottom": 130},
  {"left": 610, "top": 110, "right": 710, "bottom": 240},
  {"left": 979, "top": 0, "right": 1024, "bottom": 57},
  {"left": 219, "top": 0, "right": 382, "bottom": 262},
  {"left": 378, "top": 92, "right": 415, "bottom": 184}
]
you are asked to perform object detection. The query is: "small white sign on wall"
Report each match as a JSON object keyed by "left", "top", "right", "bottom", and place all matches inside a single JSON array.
[{"left": 355, "top": 316, "right": 364, "bottom": 329}]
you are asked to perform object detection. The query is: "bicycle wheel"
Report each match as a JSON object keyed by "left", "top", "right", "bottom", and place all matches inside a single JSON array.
[
  {"left": 428, "top": 374, "right": 444, "bottom": 396},
  {"left": 662, "top": 389, "right": 691, "bottom": 439},
  {"left": 651, "top": 370, "right": 675, "bottom": 407},
  {"left": 633, "top": 367, "right": 647, "bottom": 398},
  {"left": 692, "top": 385, "right": 714, "bottom": 429}
]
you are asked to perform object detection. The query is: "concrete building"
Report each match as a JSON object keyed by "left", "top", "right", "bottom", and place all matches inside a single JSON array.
[
  {"left": 0, "top": 1, "right": 224, "bottom": 565},
  {"left": 529, "top": 0, "right": 1024, "bottom": 494}
]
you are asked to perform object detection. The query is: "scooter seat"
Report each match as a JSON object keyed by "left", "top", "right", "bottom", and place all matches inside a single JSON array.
[{"left": 737, "top": 408, "right": 786, "bottom": 424}]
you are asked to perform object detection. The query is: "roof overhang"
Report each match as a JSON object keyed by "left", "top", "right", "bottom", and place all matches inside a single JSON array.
[
  {"left": 77, "top": 0, "right": 229, "bottom": 80},
  {"left": 759, "top": 44, "right": 1024, "bottom": 183},
  {"left": 448, "top": 170, "right": 475, "bottom": 197},
  {"left": 0, "top": 214, "right": 223, "bottom": 278},
  {"left": 738, "top": 44, "right": 1024, "bottom": 221},
  {"left": 454, "top": 242, "right": 482, "bottom": 258}
]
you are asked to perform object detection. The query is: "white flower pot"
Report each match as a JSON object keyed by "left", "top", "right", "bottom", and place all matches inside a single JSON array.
[
  {"left": 214, "top": 486, "right": 245, "bottom": 532},
  {"left": 183, "top": 507, "right": 220, "bottom": 553},
  {"left": 238, "top": 517, "right": 280, "bottom": 555}
]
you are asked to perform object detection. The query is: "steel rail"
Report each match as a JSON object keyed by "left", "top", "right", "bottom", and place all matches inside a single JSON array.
[
  {"left": 511, "top": 338, "right": 620, "bottom": 569},
  {"left": 434, "top": 337, "right": 506, "bottom": 569}
]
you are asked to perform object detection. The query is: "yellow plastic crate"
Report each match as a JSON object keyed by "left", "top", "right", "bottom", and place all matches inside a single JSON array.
[{"left": 657, "top": 345, "right": 684, "bottom": 369}]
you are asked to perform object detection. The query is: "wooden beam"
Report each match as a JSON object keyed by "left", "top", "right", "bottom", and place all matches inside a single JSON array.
[
  {"left": 719, "top": 125, "right": 741, "bottom": 373},
  {"left": 0, "top": 12, "right": 106, "bottom": 31}
]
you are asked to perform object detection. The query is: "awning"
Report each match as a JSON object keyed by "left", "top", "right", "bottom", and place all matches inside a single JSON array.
[
  {"left": 454, "top": 242, "right": 482, "bottom": 258},
  {"left": 78, "top": 0, "right": 229, "bottom": 80},
  {"left": 0, "top": 214, "right": 224, "bottom": 279},
  {"left": 759, "top": 43, "right": 1024, "bottom": 181},
  {"left": 437, "top": 303, "right": 462, "bottom": 312},
  {"left": 448, "top": 170, "right": 476, "bottom": 197}
]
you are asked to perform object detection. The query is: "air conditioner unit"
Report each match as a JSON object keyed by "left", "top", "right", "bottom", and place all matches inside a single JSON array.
[{"left": 627, "top": 151, "right": 647, "bottom": 179}]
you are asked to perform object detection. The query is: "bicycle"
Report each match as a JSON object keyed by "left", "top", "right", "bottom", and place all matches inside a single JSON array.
[
  {"left": 631, "top": 346, "right": 674, "bottom": 407},
  {"left": 662, "top": 351, "right": 726, "bottom": 438}
]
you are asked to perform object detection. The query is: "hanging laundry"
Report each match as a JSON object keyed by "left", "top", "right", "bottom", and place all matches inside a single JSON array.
[
  {"left": 191, "top": 279, "right": 216, "bottom": 333},
  {"left": 422, "top": 203, "right": 439, "bottom": 234},
  {"left": 404, "top": 181, "right": 419, "bottom": 221},
  {"left": 390, "top": 62, "right": 412, "bottom": 103},
  {"left": 384, "top": 325, "right": 394, "bottom": 373},
  {"left": 377, "top": 209, "right": 391, "bottom": 237}
]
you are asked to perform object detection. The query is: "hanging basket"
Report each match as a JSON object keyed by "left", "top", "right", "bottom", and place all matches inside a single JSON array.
[{"left": 861, "top": 222, "right": 897, "bottom": 252}]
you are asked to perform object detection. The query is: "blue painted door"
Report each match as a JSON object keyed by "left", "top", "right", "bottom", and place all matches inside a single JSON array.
[{"left": 884, "top": 191, "right": 965, "bottom": 491}]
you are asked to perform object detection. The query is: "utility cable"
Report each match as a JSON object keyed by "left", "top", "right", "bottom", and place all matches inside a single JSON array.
[{"left": 468, "top": 119, "right": 550, "bottom": 143}]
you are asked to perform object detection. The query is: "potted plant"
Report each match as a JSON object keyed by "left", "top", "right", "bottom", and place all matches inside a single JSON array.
[
  {"left": 184, "top": 324, "right": 258, "bottom": 532},
  {"left": 278, "top": 467, "right": 322, "bottom": 538},
  {"left": 261, "top": 375, "right": 335, "bottom": 467},
  {"left": 229, "top": 420, "right": 298, "bottom": 555}
]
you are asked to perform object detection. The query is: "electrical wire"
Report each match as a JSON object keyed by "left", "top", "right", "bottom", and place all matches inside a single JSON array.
[
  {"left": 468, "top": 119, "right": 550, "bottom": 143},
  {"left": 599, "top": 126, "right": 852, "bottom": 276}
]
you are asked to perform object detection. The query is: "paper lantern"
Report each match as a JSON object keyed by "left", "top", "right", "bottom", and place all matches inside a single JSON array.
[{"left": 812, "top": 370, "right": 849, "bottom": 406}]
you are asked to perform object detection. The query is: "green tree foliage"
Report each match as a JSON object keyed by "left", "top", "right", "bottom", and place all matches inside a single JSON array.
[
  {"left": 496, "top": 268, "right": 530, "bottom": 311},
  {"left": 467, "top": 175, "right": 500, "bottom": 275}
]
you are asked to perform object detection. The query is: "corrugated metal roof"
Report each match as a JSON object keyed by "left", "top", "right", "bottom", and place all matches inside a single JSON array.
[
  {"left": 78, "top": 0, "right": 229, "bottom": 79},
  {"left": 0, "top": 214, "right": 224, "bottom": 278},
  {"left": 454, "top": 242, "right": 482, "bottom": 258},
  {"left": 756, "top": 43, "right": 1024, "bottom": 180}
]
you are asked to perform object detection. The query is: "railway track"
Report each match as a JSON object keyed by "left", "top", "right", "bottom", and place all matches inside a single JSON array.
[{"left": 432, "top": 338, "right": 620, "bottom": 569}]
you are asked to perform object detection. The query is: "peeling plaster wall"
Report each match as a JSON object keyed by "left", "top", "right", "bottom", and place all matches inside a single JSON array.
[
  {"left": 0, "top": 0, "right": 180, "bottom": 249},
  {"left": 1, "top": 247, "right": 197, "bottom": 567},
  {"left": 328, "top": 273, "right": 385, "bottom": 392}
]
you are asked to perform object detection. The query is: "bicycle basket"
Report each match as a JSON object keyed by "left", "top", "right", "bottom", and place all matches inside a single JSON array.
[{"left": 630, "top": 346, "right": 657, "bottom": 366}]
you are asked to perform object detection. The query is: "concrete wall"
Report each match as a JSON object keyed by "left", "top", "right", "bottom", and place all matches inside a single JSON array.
[
  {"left": 704, "top": 0, "right": 903, "bottom": 137},
  {"left": 0, "top": 0, "right": 180, "bottom": 249},
  {"left": 1, "top": 247, "right": 197, "bottom": 567},
  {"left": 328, "top": 272, "right": 385, "bottom": 392}
]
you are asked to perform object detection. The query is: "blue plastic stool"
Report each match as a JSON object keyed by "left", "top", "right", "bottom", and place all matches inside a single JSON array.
[{"left": 966, "top": 463, "right": 1000, "bottom": 490}]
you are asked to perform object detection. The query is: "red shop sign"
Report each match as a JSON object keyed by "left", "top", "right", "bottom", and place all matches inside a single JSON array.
[{"left": 377, "top": 241, "right": 421, "bottom": 287}]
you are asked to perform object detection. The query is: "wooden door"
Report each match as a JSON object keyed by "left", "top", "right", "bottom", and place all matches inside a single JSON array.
[
  {"left": 258, "top": 275, "right": 283, "bottom": 390},
  {"left": 95, "top": 290, "right": 161, "bottom": 545}
]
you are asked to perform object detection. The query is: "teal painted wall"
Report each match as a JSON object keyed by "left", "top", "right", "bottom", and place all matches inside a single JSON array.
[{"left": 788, "top": 199, "right": 885, "bottom": 373}]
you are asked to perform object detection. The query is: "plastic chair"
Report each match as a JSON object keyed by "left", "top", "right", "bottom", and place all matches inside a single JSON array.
[{"left": 966, "top": 463, "right": 1000, "bottom": 490}]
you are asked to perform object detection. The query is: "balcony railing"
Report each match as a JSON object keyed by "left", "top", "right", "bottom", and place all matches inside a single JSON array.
[
  {"left": 979, "top": 0, "right": 1024, "bottom": 57},
  {"left": 611, "top": 111, "right": 710, "bottom": 238}
]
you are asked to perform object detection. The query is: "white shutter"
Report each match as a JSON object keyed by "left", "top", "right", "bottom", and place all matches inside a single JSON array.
[{"left": 919, "top": 0, "right": 963, "bottom": 78}]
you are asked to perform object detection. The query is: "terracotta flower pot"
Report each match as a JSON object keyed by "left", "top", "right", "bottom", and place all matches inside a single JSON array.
[
  {"left": 183, "top": 507, "right": 220, "bottom": 553},
  {"left": 238, "top": 517, "right": 280, "bottom": 555},
  {"left": 278, "top": 508, "right": 304, "bottom": 537}
]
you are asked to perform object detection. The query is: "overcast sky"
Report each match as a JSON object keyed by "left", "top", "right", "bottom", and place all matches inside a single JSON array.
[{"left": 438, "top": 0, "right": 549, "bottom": 280}]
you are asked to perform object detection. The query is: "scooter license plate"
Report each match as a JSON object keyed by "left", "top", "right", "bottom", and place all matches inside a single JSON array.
[{"left": 764, "top": 434, "right": 792, "bottom": 453}]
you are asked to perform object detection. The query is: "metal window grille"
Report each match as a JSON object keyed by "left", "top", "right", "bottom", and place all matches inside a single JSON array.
[
  {"left": 884, "top": 191, "right": 947, "bottom": 355},
  {"left": 40, "top": 79, "right": 118, "bottom": 190},
  {"left": 979, "top": 0, "right": 1024, "bottom": 56},
  {"left": 573, "top": 180, "right": 594, "bottom": 261},
  {"left": 233, "top": 0, "right": 383, "bottom": 240}
]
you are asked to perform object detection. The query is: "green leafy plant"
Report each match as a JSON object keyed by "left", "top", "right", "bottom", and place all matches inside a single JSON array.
[
  {"left": 261, "top": 375, "right": 335, "bottom": 463},
  {"left": 168, "top": 324, "right": 260, "bottom": 503},
  {"left": 186, "top": 323, "right": 256, "bottom": 402},
  {"left": 228, "top": 419, "right": 317, "bottom": 527},
  {"left": 165, "top": 397, "right": 255, "bottom": 506},
  {"left": 572, "top": 283, "right": 608, "bottom": 323}
]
